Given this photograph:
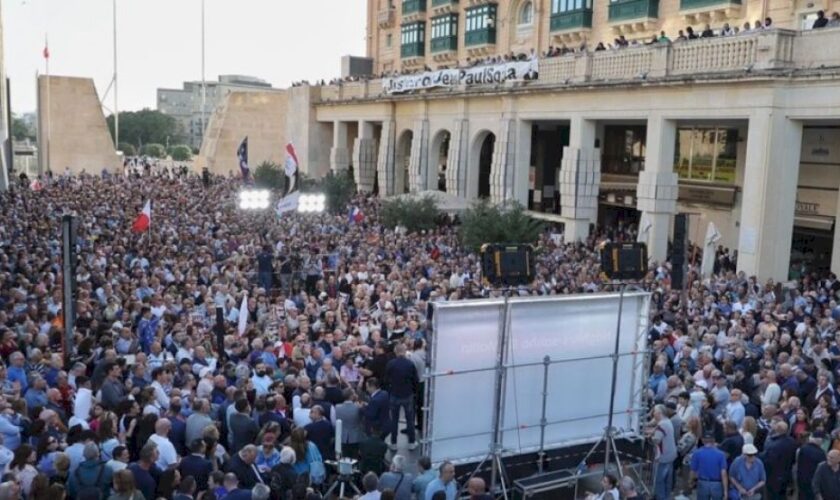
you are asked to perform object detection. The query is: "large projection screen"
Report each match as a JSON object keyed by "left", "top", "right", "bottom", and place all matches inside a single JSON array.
[{"left": 426, "top": 292, "right": 649, "bottom": 464}]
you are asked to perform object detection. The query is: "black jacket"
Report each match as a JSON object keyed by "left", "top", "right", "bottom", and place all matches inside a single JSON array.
[
  {"left": 760, "top": 433, "right": 798, "bottom": 491},
  {"left": 796, "top": 442, "right": 826, "bottom": 485},
  {"left": 229, "top": 412, "right": 259, "bottom": 454},
  {"left": 384, "top": 357, "right": 418, "bottom": 398},
  {"left": 179, "top": 453, "right": 213, "bottom": 492},
  {"left": 225, "top": 454, "right": 264, "bottom": 489}
]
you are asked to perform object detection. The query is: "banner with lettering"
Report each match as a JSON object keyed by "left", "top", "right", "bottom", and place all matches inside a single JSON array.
[{"left": 382, "top": 59, "right": 539, "bottom": 94}]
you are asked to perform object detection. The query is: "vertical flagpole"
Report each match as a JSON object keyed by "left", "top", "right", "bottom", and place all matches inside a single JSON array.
[
  {"left": 113, "top": 0, "right": 119, "bottom": 149},
  {"left": 45, "top": 34, "right": 51, "bottom": 173},
  {"left": 201, "top": 0, "right": 207, "bottom": 146}
]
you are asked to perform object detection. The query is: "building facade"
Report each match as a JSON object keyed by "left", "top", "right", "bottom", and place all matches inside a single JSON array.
[{"left": 157, "top": 75, "right": 274, "bottom": 149}]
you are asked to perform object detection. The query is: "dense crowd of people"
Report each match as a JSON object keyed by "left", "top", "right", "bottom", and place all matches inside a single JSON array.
[{"left": 0, "top": 165, "right": 839, "bottom": 500}]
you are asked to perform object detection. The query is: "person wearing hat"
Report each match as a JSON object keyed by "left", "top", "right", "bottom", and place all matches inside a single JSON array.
[
  {"left": 690, "top": 430, "right": 728, "bottom": 500},
  {"left": 728, "top": 443, "right": 765, "bottom": 500},
  {"left": 796, "top": 431, "right": 827, "bottom": 500}
]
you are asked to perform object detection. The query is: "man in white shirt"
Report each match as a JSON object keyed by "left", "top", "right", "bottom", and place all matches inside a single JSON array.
[
  {"left": 725, "top": 389, "right": 746, "bottom": 428},
  {"left": 148, "top": 418, "right": 179, "bottom": 470},
  {"left": 760, "top": 371, "right": 781, "bottom": 406},
  {"left": 150, "top": 367, "right": 170, "bottom": 412},
  {"left": 292, "top": 393, "right": 313, "bottom": 428}
]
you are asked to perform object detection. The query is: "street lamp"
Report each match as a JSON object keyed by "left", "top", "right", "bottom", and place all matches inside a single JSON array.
[
  {"left": 238, "top": 189, "right": 271, "bottom": 210},
  {"left": 297, "top": 194, "right": 326, "bottom": 213}
]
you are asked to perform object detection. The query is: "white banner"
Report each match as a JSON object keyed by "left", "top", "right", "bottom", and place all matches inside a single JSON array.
[
  {"left": 383, "top": 59, "right": 538, "bottom": 94},
  {"left": 275, "top": 192, "right": 300, "bottom": 216}
]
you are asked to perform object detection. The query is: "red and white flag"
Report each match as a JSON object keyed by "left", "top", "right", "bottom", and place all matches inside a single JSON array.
[
  {"left": 131, "top": 200, "right": 151, "bottom": 233},
  {"left": 237, "top": 292, "right": 249, "bottom": 336},
  {"left": 43, "top": 37, "right": 50, "bottom": 60}
]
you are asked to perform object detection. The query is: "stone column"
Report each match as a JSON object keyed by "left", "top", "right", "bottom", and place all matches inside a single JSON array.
[
  {"left": 638, "top": 115, "right": 679, "bottom": 263},
  {"left": 353, "top": 121, "right": 377, "bottom": 193},
  {"left": 737, "top": 111, "right": 802, "bottom": 281},
  {"left": 446, "top": 119, "right": 469, "bottom": 198},
  {"left": 408, "top": 120, "right": 430, "bottom": 193},
  {"left": 559, "top": 117, "right": 600, "bottom": 242},
  {"left": 330, "top": 121, "right": 350, "bottom": 173},
  {"left": 377, "top": 120, "right": 397, "bottom": 196},
  {"left": 490, "top": 119, "right": 520, "bottom": 204}
]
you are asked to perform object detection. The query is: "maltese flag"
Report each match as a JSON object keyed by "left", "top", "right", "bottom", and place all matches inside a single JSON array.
[
  {"left": 284, "top": 143, "right": 299, "bottom": 195},
  {"left": 237, "top": 292, "right": 249, "bottom": 336},
  {"left": 131, "top": 200, "right": 151, "bottom": 233}
]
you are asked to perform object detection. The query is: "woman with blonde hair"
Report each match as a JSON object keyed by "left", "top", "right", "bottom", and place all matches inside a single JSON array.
[
  {"left": 108, "top": 468, "right": 145, "bottom": 500},
  {"left": 741, "top": 416, "right": 757, "bottom": 445}
]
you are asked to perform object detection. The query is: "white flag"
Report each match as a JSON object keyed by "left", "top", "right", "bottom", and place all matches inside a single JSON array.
[
  {"left": 275, "top": 191, "right": 300, "bottom": 217},
  {"left": 237, "top": 292, "right": 249, "bottom": 336},
  {"left": 700, "top": 222, "right": 722, "bottom": 279}
]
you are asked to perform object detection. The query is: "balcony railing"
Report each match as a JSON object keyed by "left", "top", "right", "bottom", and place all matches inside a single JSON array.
[
  {"left": 431, "top": 36, "right": 458, "bottom": 53},
  {"left": 432, "top": 0, "right": 457, "bottom": 6},
  {"left": 378, "top": 8, "right": 395, "bottom": 27},
  {"left": 402, "top": 0, "right": 427, "bottom": 15},
  {"left": 680, "top": 0, "right": 740, "bottom": 10},
  {"left": 313, "top": 29, "right": 837, "bottom": 103},
  {"left": 401, "top": 42, "right": 425, "bottom": 58},
  {"left": 608, "top": 0, "right": 659, "bottom": 22},
  {"left": 550, "top": 9, "right": 593, "bottom": 32},
  {"left": 465, "top": 28, "right": 496, "bottom": 47}
]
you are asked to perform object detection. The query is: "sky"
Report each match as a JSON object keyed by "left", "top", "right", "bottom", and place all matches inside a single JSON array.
[{"left": 3, "top": 0, "right": 368, "bottom": 114}]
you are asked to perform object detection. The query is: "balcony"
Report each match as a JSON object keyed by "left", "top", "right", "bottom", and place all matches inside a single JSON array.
[
  {"left": 378, "top": 8, "right": 396, "bottom": 28},
  {"left": 680, "top": 0, "right": 742, "bottom": 23},
  {"left": 608, "top": 0, "right": 659, "bottom": 33},
  {"left": 465, "top": 28, "right": 496, "bottom": 48},
  {"left": 402, "top": 0, "right": 427, "bottom": 16},
  {"left": 432, "top": 0, "right": 458, "bottom": 12},
  {"left": 401, "top": 42, "right": 425, "bottom": 59},
  {"left": 431, "top": 36, "right": 458, "bottom": 53},
  {"left": 550, "top": 9, "right": 593, "bottom": 33}
]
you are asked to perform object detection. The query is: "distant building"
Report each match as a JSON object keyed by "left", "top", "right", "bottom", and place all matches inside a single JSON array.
[{"left": 157, "top": 75, "right": 274, "bottom": 149}]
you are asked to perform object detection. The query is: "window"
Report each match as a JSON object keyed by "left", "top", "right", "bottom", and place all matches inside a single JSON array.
[
  {"left": 431, "top": 14, "right": 458, "bottom": 39},
  {"left": 401, "top": 22, "right": 425, "bottom": 45},
  {"left": 551, "top": 0, "right": 592, "bottom": 13},
  {"left": 465, "top": 4, "right": 497, "bottom": 33},
  {"left": 386, "top": 33, "right": 393, "bottom": 47},
  {"left": 674, "top": 127, "right": 738, "bottom": 183},
  {"left": 602, "top": 126, "right": 646, "bottom": 175},
  {"left": 519, "top": 1, "right": 534, "bottom": 25}
]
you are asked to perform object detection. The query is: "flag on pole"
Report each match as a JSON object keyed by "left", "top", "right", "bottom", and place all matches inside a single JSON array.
[
  {"left": 237, "top": 137, "right": 250, "bottom": 182},
  {"left": 237, "top": 292, "right": 249, "bottom": 336},
  {"left": 284, "top": 143, "right": 299, "bottom": 195},
  {"left": 275, "top": 191, "right": 300, "bottom": 217},
  {"left": 700, "top": 222, "right": 722, "bottom": 279},
  {"left": 348, "top": 206, "right": 364, "bottom": 224},
  {"left": 131, "top": 200, "right": 151, "bottom": 233},
  {"left": 43, "top": 37, "right": 50, "bottom": 60}
]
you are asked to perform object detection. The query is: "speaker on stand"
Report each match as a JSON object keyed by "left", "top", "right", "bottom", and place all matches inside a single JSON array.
[{"left": 671, "top": 214, "right": 688, "bottom": 291}]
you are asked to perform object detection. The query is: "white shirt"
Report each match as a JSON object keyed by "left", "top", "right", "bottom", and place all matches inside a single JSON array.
[
  {"left": 293, "top": 407, "right": 312, "bottom": 428},
  {"left": 761, "top": 383, "right": 781, "bottom": 406},
  {"left": 151, "top": 381, "right": 170, "bottom": 411},
  {"left": 149, "top": 434, "right": 179, "bottom": 470}
]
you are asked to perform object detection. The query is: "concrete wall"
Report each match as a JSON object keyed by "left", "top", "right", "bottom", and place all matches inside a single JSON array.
[
  {"left": 196, "top": 90, "right": 288, "bottom": 176},
  {"left": 37, "top": 76, "right": 120, "bottom": 175}
]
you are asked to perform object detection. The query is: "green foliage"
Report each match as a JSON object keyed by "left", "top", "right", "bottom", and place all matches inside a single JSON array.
[
  {"left": 11, "top": 116, "right": 33, "bottom": 141},
  {"left": 318, "top": 171, "right": 356, "bottom": 214},
  {"left": 106, "top": 109, "right": 187, "bottom": 148},
  {"left": 168, "top": 145, "right": 192, "bottom": 162},
  {"left": 253, "top": 161, "right": 287, "bottom": 190},
  {"left": 118, "top": 143, "right": 137, "bottom": 156},
  {"left": 381, "top": 196, "right": 441, "bottom": 233},
  {"left": 460, "top": 199, "right": 544, "bottom": 252},
  {"left": 139, "top": 143, "right": 166, "bottom": 159}
]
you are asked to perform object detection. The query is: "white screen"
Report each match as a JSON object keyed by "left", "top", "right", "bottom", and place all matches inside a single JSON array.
[{"left": 427, "top": 292, "right": 649, "bottom": 464}]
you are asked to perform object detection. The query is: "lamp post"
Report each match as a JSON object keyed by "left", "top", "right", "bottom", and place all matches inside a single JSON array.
[{"left": 201, "top": 0, "right": 207, "bottom": 146}]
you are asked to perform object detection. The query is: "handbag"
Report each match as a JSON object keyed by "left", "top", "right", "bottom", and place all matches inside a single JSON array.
[{"left": 307, "top": 442, "right": 326, "bottom": 484}]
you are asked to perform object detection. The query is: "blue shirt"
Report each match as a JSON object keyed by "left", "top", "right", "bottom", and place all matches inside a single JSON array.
[
  {"left": 690, "top": 445, "right": 727, "bottom": 481},
  {"left": 425, "top": 478, "right": 457, "bottom": 500},
  {"left": 729, "top": 455, "right": 766, "bottom": 490},
  {"left": 7, "top": 366, "right": 28, "bottom": 394}
]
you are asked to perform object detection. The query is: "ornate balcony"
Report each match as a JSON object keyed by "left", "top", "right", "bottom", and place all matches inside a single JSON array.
[
  {"left": 608, "top": 0, "right": 659, "bottom": 34},
  {"left": 680, "top": 0, "right": 742, "bottom": 23}
]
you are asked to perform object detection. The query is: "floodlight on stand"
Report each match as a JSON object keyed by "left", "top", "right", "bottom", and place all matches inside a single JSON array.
[
  {"left": 238, "top": 189, "right": 271, "bottom": 210},
  {"left": 297, "top": 193, "right": 326, "bottom": 213}
]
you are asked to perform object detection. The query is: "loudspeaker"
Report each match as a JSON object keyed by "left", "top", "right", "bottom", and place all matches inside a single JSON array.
[
  {"left": 61, "top": 215, "right": 78, "bottom": 367},
  {"left": 215, "top": 306, "right": 226, "bottom": 363},
  {"left": 480, "top": 244, "right": 535, "bottom": 287},
  {"left": 600, "top": 242, "right": 648, "bottom": 281},
  {"left": 671, "top": 214, "right": 688, "bottom": 290}
]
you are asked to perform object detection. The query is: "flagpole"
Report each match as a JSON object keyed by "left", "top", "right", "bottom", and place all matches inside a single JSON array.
[
  {"left": 201, "top": 0, "right": 207, "bottom": 143},
  {"left": 113, "top": 0, "right": 119, "bottom": 149},
  {"left": 45, "top": 34, "right": 51, "bottom": 173}
]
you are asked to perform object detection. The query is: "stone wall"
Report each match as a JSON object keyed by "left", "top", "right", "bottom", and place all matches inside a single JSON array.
[
  {"left": 37, "top": 76, "right": 120, "bottom": 175},
  {"left": 196, "top": 90, "right": 287, "bottom": 176}
]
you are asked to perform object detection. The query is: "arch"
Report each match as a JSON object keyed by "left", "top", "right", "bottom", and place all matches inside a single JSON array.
[
  {"left": 429, "top": 129, "right": 451, "bottom": 192},
  {"left": 518, "top": 0, "right": 534, "bottom": 26},
  {"left": 395, "top": 130, "right": 413, "bottom": 195},
  {"left": 469, "top": 130, "right": 496, "bottom": 199}
]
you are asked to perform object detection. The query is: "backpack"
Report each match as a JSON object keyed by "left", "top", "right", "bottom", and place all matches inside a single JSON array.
[{"left": 75, "top": 462, "right": 106, "bottom": 500}]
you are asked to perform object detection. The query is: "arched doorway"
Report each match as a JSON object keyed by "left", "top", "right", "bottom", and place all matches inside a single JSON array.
[
  {"left": 429, "top": 130, "right": 450, "bottom": 192},
  {"left": 396, "top": 130, "right": 413, "bottom": 194},
  {"left": 477, "top": 133, "right": 495, "bottom": 198}
]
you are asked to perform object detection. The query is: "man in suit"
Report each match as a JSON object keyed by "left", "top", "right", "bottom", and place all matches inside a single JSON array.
[
  {"left": 179, "top": 439, "right": 213, "bottom": 493},
  {"left": 225, "top": 445, "right": 265, "bottom": 490},
  {"left": 385, "top": 344, "right": 419, "bottom": 450},
  {"left": 304, "top": 405, "right": 334, "bottom": 461},
  {"left": 363, "top": 377, "right": 390, "bottom": 440},
  {"left": 219, "top": 472, "right": 253, "bottom": 500},
  {"left": 760, "top": 421, "right": 798, "bottom": 500},
  {"left": 229, "top": 398, "right": 259, "bottom": 454},
  {"left": 359, "top": 426, "right": 388, "bottom": 476},
  {"left": 335, "top": 389, "right": 364, "bottom": 459}
]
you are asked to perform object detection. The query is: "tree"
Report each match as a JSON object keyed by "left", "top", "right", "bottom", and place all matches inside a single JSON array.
[
  {"left": 381, "top": 196, "right": 441, "bottom": 233},
  {"left": 140, "top": 143, "right": 166, "bottom": 159},
  {"left": 318, "top": 171, "right": 357, "bottom": 215},
  {"left": 253, "top": 161, "right": 286, "bottom": 190},
  {"left": 118, "top": 143, "right": 137, "bottom": 156},
  {"left": 460, "top": 199, "right": 544, "bottom": 252},
  {"left": 11, "top": 116, "right": 33, "bottom": 141},
  {"left": 106, "top": 109, "right": 186, "bottom": 148},
  {"left": 168, "top": 145, "right": 192, "bottom": 162}
]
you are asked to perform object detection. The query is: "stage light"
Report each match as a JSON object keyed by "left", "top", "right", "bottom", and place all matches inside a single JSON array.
[
  {"left": 298, "top": 193, "right": 326, "bottom": 213},
  {"left": 238, "top": 189, "right": 271, "bottom": 210}
]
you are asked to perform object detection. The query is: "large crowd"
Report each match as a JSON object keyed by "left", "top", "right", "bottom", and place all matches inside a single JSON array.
[{"left": 0, "top": 166, "right": 838, "bottom": 500}]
